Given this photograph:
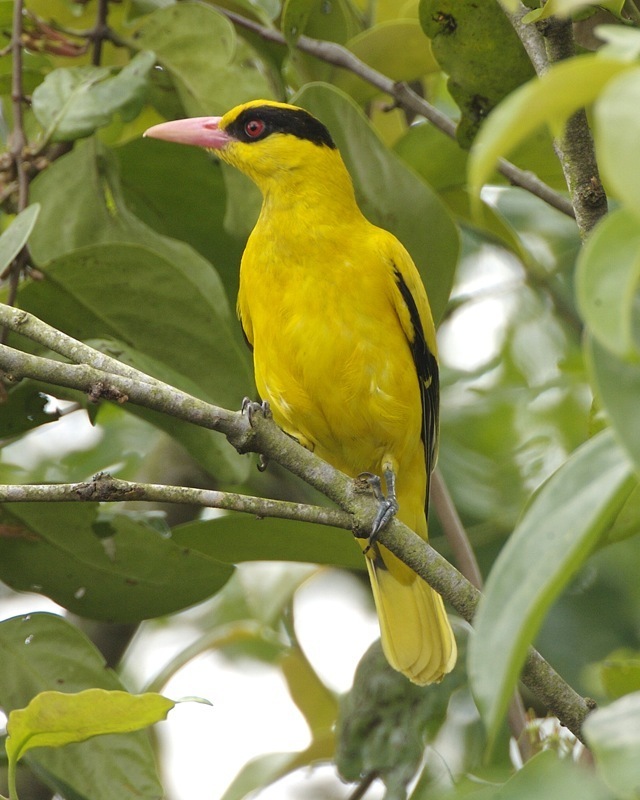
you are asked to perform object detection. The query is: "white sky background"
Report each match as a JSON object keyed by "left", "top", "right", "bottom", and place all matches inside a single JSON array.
[{"left": 0, "top": 247, "right": 518, "bottom": 798}]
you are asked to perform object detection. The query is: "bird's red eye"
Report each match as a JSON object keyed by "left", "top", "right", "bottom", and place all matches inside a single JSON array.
[{"left": 244, "top": 119, "right": 265, "bottom": 138}]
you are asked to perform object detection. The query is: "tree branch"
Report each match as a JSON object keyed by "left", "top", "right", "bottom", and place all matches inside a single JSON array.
[
  {"left": 91, "top": 0, "right": 110, "bottom": 66},
  {"left": 503, "top": 3, "right": 607, "bottom": 238},
  {"left": 0, "top": 473, "right": 350, "bottom": 529},
  {"left": 3, "top": 0, "right": 29, "bottom": 324},
  {"left": 0, "top": 304, "right": 594, "bottom": 742},
  {"left": 212, "top": 5, "right": 574, "bottom": 219}
]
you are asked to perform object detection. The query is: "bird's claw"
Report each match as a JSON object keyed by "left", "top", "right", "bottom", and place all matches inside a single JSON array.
[
  {"left": 356, "top": 469, "right": 399, "bottom": 554},
  {"left": 241, "top": 398, "right": 272, "bottom": 472},
  {"left": 241, "top": 397, "right": 272, "bottom": 426}
]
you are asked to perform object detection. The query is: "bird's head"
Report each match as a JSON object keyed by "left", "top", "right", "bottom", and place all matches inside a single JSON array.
[{"left": 144, "top": 100, "right": 343, "bottom": 194}]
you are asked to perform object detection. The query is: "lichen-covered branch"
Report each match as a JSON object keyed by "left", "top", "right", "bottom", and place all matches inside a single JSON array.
[
  {"left": 504, "top": 3, "right": 608, "bottom": 238},
  {"left": 0, "top": 303, "right": 593, "bottom": 741}
]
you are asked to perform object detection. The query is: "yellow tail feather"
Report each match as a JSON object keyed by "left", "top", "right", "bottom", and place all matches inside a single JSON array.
[{"left": 365, "top": 547, "right": 457, "bottom": 685}]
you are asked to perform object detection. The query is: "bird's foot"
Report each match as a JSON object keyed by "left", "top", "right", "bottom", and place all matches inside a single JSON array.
[
  {"left": 357, "top": 468, "right": 398, "bottom": 554},
  {"left": 241, "top": 398, "right": 272, "bottom": 471},
  {"left": 241, "top": 397, "right": 272, "bottom": 426}
]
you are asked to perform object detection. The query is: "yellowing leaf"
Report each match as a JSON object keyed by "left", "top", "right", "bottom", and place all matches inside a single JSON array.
[{"left": 6, "top": 689, "right": 175, "bottom": 764}]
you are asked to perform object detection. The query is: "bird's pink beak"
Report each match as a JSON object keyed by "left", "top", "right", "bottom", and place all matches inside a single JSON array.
[{"left": 144, "top": 116, "right": 230, "bottom": 149}]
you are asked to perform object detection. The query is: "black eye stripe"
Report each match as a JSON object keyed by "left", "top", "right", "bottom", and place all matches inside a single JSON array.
[{"left": 226, "top": 105, "right": 336, "bottom": 148}]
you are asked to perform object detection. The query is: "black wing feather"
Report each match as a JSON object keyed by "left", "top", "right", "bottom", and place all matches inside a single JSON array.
[{"left": 393, "top": 267, "right": 439, "bottom": 512}]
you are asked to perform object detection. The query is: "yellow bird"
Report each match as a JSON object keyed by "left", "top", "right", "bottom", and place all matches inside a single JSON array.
[{"left": 145, "top": 100, "right": 456, "bottom": 684}]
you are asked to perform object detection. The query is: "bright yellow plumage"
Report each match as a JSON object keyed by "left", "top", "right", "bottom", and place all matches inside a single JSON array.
[{"left": 145, "top": 100, "right": 456, "bottom": 684}]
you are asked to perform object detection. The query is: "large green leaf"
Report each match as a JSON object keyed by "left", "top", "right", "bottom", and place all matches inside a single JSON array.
[
  {"left": 294, "top": 83, "right": 459, "bottom": 322},
  {"left": 31, "top": 51, "right": 155, "bottom": 141},
  {"left": 468, "top": 429, "right": 637, "bottom": 744},
  {"left": 0, "top": 612, "right": 163, "bottom": 800},
  {"left": 586, "top": 336, "right": 640, "bottom": 476},
  {"left": 0, "top": 502, "right": 234, "bottom": 621},
  {"left": 468, "top": 55, "right": 630, "bottom": 198},
  {"left": 130, "top": 2, "right": 274, "bottom": 115},
  {"left": 24, "top": 139, "right": 252, "bottom": 481},
  {"left": 116, "top": 137, "right": 244, "bottom": 293},
  {"left": 584, "top": 691, "right": 640, "bottom": 799},
  {"left": 18, "top": 244, "right": 248, "bottom": 480},
  {"left": 172, "top": 513, "right": 363, "bottom": 569},
  {"left": 576, "top": 208, "right": 640, "bottom": 359}
]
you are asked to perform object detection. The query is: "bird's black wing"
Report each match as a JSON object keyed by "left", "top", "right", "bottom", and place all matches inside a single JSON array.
[{"left": 393, "top": 267, "right": 440, "bottom": 513}]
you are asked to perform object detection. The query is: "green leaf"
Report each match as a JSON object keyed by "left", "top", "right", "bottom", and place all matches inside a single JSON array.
[
  {"left": 576, "top": 208, "right": 640, "bottom": 359},
  {"left": 419, "top": 0, "right": 534, "bottom": 147},
  {"left": 130, "top": 2, "right": 274, "bottom": 115},
  {"left": 281, "top": 0, "right": 363, "bottom": 82},
  {"left": 171, "top": 514, "right": 363, "bottom": 569},
  {"left": 25, "top": 139, "right": 252, "bottom": 481},
  {"left": 281, "top": 0, "right": 362, "bottom": 45},
  {"left": 586, "top": 336, "right": 640, "bottom": 475},
  {"left": 0, "top": 381, "right": 53, "bottom": 437},
  {"left": 219, "top": 732, "right": 335, "bottom": 800},
  {"left": 0, "top": 613, "right": 164, "bottom": 799},
  {"left": 0, "top": 502, "right": 234, "bottom": 622},
  {"left": 281, "top": 644, "right": 338, "bottom": 735},
  {"left": 595, "top": 67, "right": 640, "bottom": 217},
  {"left": 7, "top": 689, "right": 174, "bottom": 762},
  {"left": 332, "top": 20, "right": 439, "bottom": 102},
  {"left": 18, "top": 244, "right": 249, "bottom": 480},
  {"left": 599, "top": 650, "right": 640, "bottom": 700},
  {"left": 220, "top": 752, "right": 305, "bottom": 800},
  {"left": 0, "top": 204, "right": 40, "bottom": 273},
  {"left": 31, "top": 52, "right": 155, "bottom": 141},
  {"left": 468, "top": 429, "right": 637, "bottom": 744},
  {"left": 584, "top": 691, "right": 640, "bottom": 799},
  {"left": 598, "top": 25, "right": 640, "bottom": 60},
  {"left": 338, "top": 632, "right": 468, "bottom": 795},
  {"left": 294, "top": 83, "right": 459, "bottom": 323},
  {"left": 116, "top": 137, "right": 244, "bottom": 291},
  {"left": 469, "top": 55, "right": 630, "bottom": 198},
  {"left": 523, "top": 0, "right": 626, "bottom": 22},
  {"left": 493, "top": 750, "right": 612, "bottom": 800}
]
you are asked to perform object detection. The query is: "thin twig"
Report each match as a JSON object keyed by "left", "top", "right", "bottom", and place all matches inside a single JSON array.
[
  {"left": 91, "top": 0, "right": 109, "bottom": 66},
  {"left": 431, "top": 470, "right": 482, "bottom": 590},
  {"left": 10, "top": 0, "right": 27, "bottom": 213},
  {"left": 347, "top": 772, "right": 378, "bottom": 800},
  {"left": 4, "top": 0, "right": 29, "bottom": 339},
  {"left": 213, "top": 6, "right": 574, "bottom": 218},
  {"left": 0, "top": 473, "right": 351, "bottom": 529}
]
